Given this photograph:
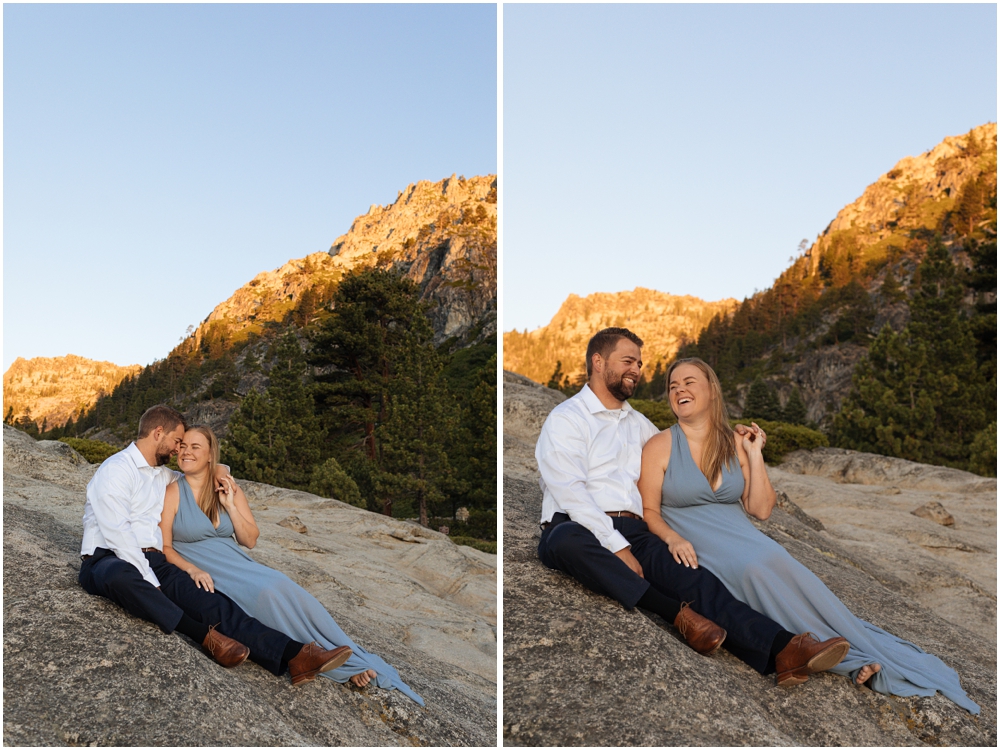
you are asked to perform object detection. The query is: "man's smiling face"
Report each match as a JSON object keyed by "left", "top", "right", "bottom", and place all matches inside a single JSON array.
[
  {"left": 154, "top": 425, "right": 186, "bottom": 466},
  {"left": 601, "top": 339, "right": 643, "bottom": 402}
]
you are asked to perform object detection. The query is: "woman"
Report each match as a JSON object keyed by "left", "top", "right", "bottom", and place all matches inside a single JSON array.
[
  {"left": 159, "top": 425, "right": 423, "bottom": 705},
  {"left": 637, "top": 358, "right": 979, "bottom": 713}
]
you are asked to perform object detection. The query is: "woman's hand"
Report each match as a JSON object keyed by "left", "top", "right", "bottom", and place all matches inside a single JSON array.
[
  {"left": 188, "top": 567, "right": 215, "bottom": 593},
  {"left": 740, "top": 422, "right": 767, "bottom": 456},
  {"left": 218, "top": 476, "right": 238, "bottom": 511},
  {"left": 667, "top": 535, "right": 698, "bottom": 569}
]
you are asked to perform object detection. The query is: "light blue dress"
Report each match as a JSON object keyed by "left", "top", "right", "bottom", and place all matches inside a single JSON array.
[
  {"left": 171, "top": 478, "right": 424, "bottom": 705},
  {"left": 659, "top": 425, "right": 979, "bottom": 714}
]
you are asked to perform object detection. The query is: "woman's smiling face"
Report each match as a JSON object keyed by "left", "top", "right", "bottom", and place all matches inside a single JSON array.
[
  {"left": 178, "top": 429, "right": 212, "bottom": 474},
  {"left": 668, "top": 363, "right": 712, "bottom": 419}
]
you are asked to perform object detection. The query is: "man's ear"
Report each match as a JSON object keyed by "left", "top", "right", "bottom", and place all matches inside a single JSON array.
[
  {"left": 591, "top": 353, "right": 604, "bottom": 375},
  {"left": 150, "top": 426, "right": 164, "bottom": 442}
]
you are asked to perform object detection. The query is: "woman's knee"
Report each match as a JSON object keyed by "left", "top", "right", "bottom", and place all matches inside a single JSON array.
[{"left": 741, "top": 556, "right": 782, "bottom": 583}]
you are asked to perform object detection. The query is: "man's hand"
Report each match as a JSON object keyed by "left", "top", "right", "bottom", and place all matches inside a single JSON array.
[
  {"left": 213, "top": 464, "right": 234, "bottom": 493},
  {"left": 614, "top": 547, "right": 644, "bottom": 578}
]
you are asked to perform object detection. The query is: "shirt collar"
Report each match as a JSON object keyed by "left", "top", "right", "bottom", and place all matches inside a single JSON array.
[
  {"left": 579, "top": 383, "right": 634, "bottom": 416},
  {"left": 124, "top": 442, "right": 156, "bottom": 471}
]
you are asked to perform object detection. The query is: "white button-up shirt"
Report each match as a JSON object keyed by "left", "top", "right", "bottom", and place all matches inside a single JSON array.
[
  {"left": 81, "top": 442, "right": 180, "bottom": 588},
  {"left": 536, "top": 384, "right": 660, "bottom": 553}
]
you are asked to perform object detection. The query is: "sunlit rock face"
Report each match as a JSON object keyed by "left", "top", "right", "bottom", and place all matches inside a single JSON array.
[
  {"left": 193, "top": 174, "right": 497, "bottom": 349},
  {"left": 3, "top": 355, "right": 142, "bottom": 430},
  {"left": 503, "top": 288, "right": 737, "bottom": 385}
]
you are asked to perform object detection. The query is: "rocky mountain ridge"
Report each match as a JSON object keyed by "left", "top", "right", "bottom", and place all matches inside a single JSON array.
[
  {"left": 3, "top": 424, "right": 496, "bottom": 745},
  {"left": 3, "top": 355, "right": 142, "bottom": 430},
  {"left": 193, "top": 174, "right": 497, "bottom": 351},
  {"left": 502, "top": 287, "right": 736, "bottom": 385},
  {"left": 819, "top": 122, "right": 996, "bottom": 251},
  {"left": 24, "top": 174, "right": 497, "bottom": 446},
  {"left": 706, "top": 123, "right": 997, "bottom": 423},
  {"left": 503, "top": 124, "right": 996, "bottom": 426},
  {"left": 502, "top": 371, "right": 995, "bottom": 746}
]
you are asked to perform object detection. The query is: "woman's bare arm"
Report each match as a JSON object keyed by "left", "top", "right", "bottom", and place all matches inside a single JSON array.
[
  {"left": 735, "top": 424, "right": 776, "bottom": 520},
  {"left": 638, "top": 431, "right": 698, "bottom": 568},
  {"left": 159, "top": 483, "right": 215, "bottom": 592},
  {"left": 219, "top": 477, "right": 259, "bottom": 549}
]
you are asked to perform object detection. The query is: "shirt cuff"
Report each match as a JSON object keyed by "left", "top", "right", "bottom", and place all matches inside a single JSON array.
[
  {"left": 143, "top": 569, "right": 162, "bottom": 588},
  {"left": 605, "top": 529, "right": 631, "bottom": 554}
]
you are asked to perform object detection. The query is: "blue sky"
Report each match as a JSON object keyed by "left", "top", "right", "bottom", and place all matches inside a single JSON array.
[
  {"left": 4, "top": 3, "right": 497, "bottom": 370},
  {"left": 503, "top": 3, "right": 997, "bottom": 333}
]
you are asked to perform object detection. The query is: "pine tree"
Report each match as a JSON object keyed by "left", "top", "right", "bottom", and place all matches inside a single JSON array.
[
  {"left": 782, "top": 387, "right": 808, "bottom": 425},
  {"left": 222, "top": 333, "right": 323, "bottom": 489},
  {"left": 378, "top": 331, "right": 457, "bottom": 526},
  {"left": 968, "top": 421, "right": 997, "bottom": 478},
  {"left": 463, "top": 351, "right": 497, "bottom": 510},
  {"left": 833, "top": 238, "right": 993, "bottom": 468},
  {"left": 223, "top": 389, "right": 286, "bottom": 486},
  {"left": 309, "top": 267, "right": 448, "bottom": 516},
  {"left": 547, "top": 361, "right": 565, "bottom": 391},
  {"left": 743, "top": 377, "right": 781, "bottom": 421},
  {"left": 954, "top": 175, "right": 987, "bottom": 235},
  {"left": 309, "top": 456, "right": 364, "bottom": 507},
  {"left": 879, "top": 268, "right": 906, "bottom": 304},
  {"left": 832, "top": 324, "right": 936, "bottom": 462}
]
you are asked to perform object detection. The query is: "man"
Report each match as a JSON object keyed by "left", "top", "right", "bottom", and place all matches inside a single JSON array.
[
  {"left": 536, "top": 328, "right": 848, "bottom": 685},
  {"left": 79, "top": 404, "right": 350, "bottom": 685}
]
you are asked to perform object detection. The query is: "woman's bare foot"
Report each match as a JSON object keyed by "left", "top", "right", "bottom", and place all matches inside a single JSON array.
[
  {"left": 856, "top": 663, "right": 881, "bottom": 685},
  {"left": 350, "top": 669, "right": 377, "bottom": 688}
]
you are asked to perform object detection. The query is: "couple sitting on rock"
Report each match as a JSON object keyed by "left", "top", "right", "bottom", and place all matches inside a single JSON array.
[
  {"left": 79, "top": 405, "right": 423, "bottom": 705},
  {"left": 535, "top": 327, "right": 978, "bottom": 713}
]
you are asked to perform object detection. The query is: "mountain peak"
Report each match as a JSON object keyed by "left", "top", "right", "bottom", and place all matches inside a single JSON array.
[
  {"left": 3, "top": 355, "right": 142, "bottom": 429},
  {"left": 191, "top": 174, "right": 497, "bottom": 350},
  {"left": 504, "top": 288, "right": 736, "bottom": 384}
]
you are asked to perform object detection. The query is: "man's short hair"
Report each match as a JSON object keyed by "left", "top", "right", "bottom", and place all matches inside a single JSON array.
[
  {"left": 585, "top": 327, "right": 644, "bottom": 377},
  {"left": 137, "top": 405, "right": 187, "bottom": 439}
]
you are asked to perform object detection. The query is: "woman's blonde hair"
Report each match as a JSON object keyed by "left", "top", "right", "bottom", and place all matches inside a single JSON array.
[
  {"left": 185, "top": 425, "right": 223, "bottom": 525},
  {"left": 666, "top": 357, "right": 736, "bottom": 486}
]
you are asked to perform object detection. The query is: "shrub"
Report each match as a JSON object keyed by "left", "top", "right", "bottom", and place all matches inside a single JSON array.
[
  {"left": 450, "top": 536, "right": 496, "bottom": 554},
  {"left": 628, "top": 399, "right": 677, "bottom": 430},
  {"left": 968, "top": 422, "right": 997, "bottom": 477},
  {"left": 729, "top": 418, "right": 828, "bottom": 464},
  {"left": 57, "top": 437, "right": 121, "bottom": 464},
  {"left": 428, "top": 509, "right": 497, "bottom": 541},
  {"left": 309, "top": 457, "right": 365, "bottom": 508}
]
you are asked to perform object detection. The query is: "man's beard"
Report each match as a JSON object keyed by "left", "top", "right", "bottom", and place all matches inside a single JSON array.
[
  {"left": 154, "top": 441, "right": 174, "bottom": 466},
  {"left": 606, "top": 371, "right": 636, "bottom": 401}
]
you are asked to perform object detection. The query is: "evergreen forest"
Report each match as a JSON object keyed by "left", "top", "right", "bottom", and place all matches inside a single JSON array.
[
  {"left": 676, "top": 133, "right": 997, "bottom": 476},
  {"left": 28, "top": 266, "right": 497, "bottom": 546},
  {"left": 543, "top": 127, "right": 996, "bottom": 477}
]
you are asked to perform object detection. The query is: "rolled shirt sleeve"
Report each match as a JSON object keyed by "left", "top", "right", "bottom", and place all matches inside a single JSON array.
[{"left": 537, "top": 412, "right": 632, "bottom": 554}]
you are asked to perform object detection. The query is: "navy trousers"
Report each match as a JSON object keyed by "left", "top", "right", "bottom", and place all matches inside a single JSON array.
[
  {"left": 79, "top": 548, "right": 291, "bottom": 675},
  {"left": 539, "top": 513, "right": 783, "bottom": 673}
]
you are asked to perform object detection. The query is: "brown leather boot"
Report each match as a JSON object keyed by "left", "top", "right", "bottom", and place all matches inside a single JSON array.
[
  {"left": 201, "top": 625, "right": 250, "bottom": 668},
  {"left": 775, "top": 632, "right": 850, "bottom": 686},
  {"left": 288, "top": 642, "right": 353, "bottom": 686},
  {"left": 673, "top": 602, "right": 726, "bottom": 654}
]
